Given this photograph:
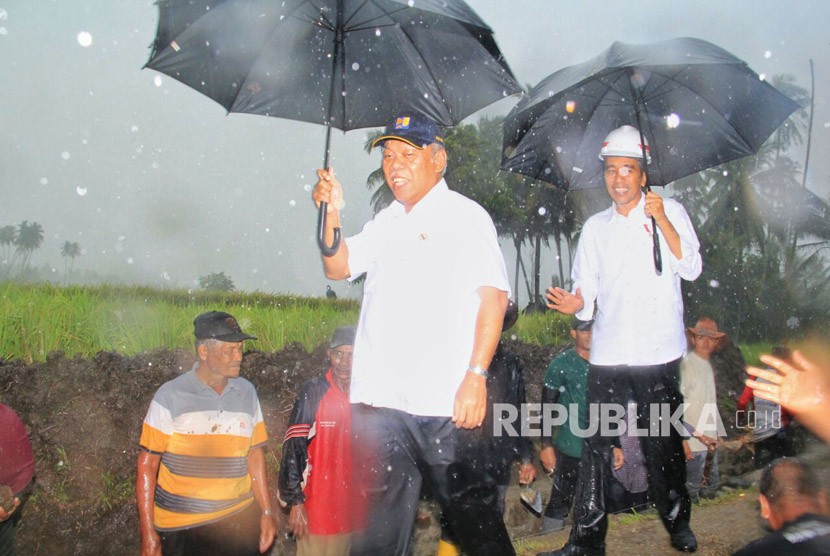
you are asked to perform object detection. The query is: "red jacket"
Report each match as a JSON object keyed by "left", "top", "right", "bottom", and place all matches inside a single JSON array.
[
  {"left": 278, "top": 370, "right": 353, "bottom": 535},
  {"left": 0, "top": 404, "right": 35, "bottom": 494}
]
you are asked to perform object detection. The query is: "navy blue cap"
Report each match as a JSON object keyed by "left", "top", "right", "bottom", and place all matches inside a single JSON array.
[
  {"left": 330, "top": 326, "right": 356, "bottom": 348},
  {"left": 572, "top": 319, "right": 594, "bottom": 331},
  {"left": 371, "top": 114, "right": 444, "bottom": 149}
]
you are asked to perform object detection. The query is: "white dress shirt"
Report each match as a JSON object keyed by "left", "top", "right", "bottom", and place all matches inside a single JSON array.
[
  {"left": 573, "top": 194, "right": 701, "bottom": 366},
  {"left": 346, "top": 180, "right": 510, "bottom": 416}
]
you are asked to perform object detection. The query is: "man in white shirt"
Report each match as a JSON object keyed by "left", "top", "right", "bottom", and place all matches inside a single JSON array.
[
  {"left": 681, "top": 317, "right": 727, "bottom": 502},
  {"left": 312, "top": 113, "right": 512, "bottom": 555},
  {"left": 543, "top": 125, "right": 702, "bottom": 555}
]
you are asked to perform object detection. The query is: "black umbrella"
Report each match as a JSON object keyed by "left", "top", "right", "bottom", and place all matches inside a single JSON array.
[
  {"left": 145, "top": 0, "right": 521, "bottom": 256},
  {"left": 501, "top": 37, "right": 799, "bottom": 272}
]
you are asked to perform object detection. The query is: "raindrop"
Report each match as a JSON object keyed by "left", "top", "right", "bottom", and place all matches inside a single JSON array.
[
  {"left": 722, "top": 170, "right": 729, "bottom": 177},
  {"left": 39, "top": 177, "right": 48, "bottom": 185},
  {"left": 288, "top": 199, "right": 296, "bottom": 207},
  {"left": 708, "top": 279, "right": 720, "bottom": 288},
  {"left": 555, "top": 146, "right": 562, "bottom": 154},
  {"left": 153, "top": 75, "right": 162, "bottom": 87},
  {"left": 61, "top": 151, "right": 71, "bottom": 160},
  {"left": 0, "top": 9, "right": 7, "bottom": 20},
  {"left": 538, "top": 207, "right": 547, "bottom": 216},
  {"left": 786, "top": 316, "right": 800, "bottom": 329},
  {"left": 375, "top": 28, "right": 381, "bottom": 37},
  {"left": 127, "top": 257, "right": 134, "bottom": 265},
  {"left": 76, "top": 186, "right": 87, "bottom": 196},
  {"left": 351, "top": 62, "right": 360, "bottom": 71},
  {"left": 666, "top": 113, "right": 681, "bottom": 128},
  {"left": 764, "top": 50, "right": 772, "bottom": 59},
  {"left": 131, "top": 125, "right": 139, "bottom": 133},
  {"left": 0, "top": 28, "right": 7, "bottom": 36},
  {"left": 303, "top": 184, "right": 311, "bottom": 192},
  {"left": 759, "top": 73, "right": 766, "bottom": 81},
  {"left": 77, "top": 31, "right": 92, "bottom": 47}
]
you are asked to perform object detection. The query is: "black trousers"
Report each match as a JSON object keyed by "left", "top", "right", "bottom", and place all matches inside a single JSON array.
[
  {"left": 545, "top": 448, "right": 581, "bottom": 520},
  {"left": 349, "top": 404, "right": 514, "bottom": 556},
  {"left": 568, "top": 360, "right": 691, "bottom": 550}
]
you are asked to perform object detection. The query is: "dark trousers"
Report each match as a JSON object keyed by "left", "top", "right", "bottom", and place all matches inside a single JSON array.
[
  {"left": 0, "top": 481, "right": 33, "bottom": 556},
  {"left": 568, "top": 360, "right": 691, "bottom": 551},
  {"left": 159, "top": 499, "right": 261, "bottom": 556},
  {"left": 349, "top": 404, "right": 514, "bottom": 556},
  {"left": 545, "top": 448, "right": 581, "bottom": 520}
]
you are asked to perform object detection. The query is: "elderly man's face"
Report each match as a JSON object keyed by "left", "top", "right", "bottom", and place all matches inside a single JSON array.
[
  {"left": 200, "top": 340, "right": 244, "bottom": 379},
  {"left": 603, "top": 156, "right": 646, "bottom": 215},
  {"left": 382, "top": 139, "right": 446, "bottom": 212}
]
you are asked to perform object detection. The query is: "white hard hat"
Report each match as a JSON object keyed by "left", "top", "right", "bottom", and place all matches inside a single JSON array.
[{"left": 599, "top": 125, "right": 651, "bottom": 164}]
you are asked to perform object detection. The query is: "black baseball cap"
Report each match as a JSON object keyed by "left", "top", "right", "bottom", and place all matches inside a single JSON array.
[
  {"left": 572, "top": 319, "right": 594, "bottom": 331},
  {"left": 370, "top": 114, "right": 444, "bottom": 149},
  {"left": 194, "top": 311, "right": 257, "bottom": 342},
  {"left": 330, "top": 326, "right": 356, "bottom": 348}
]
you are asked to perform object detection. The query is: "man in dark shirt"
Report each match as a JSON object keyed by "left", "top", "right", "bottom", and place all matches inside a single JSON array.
[{"left": 733, "top": 457, "right": 830, "bottom": 555}]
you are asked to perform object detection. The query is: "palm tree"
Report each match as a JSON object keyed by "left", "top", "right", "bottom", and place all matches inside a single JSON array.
[
  {"left": 0, "top": 225, "right": 17, "bottom": 270},
  {"left": 12, "top": 221, "right": 44, "bottom": 278},
  {"left": 60, "top": 241, "right": 81, "bottom": 283}
]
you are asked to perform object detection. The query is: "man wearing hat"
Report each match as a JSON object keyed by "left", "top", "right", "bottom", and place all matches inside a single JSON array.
[
  {"left": 544, "top": 125, "right": 702, "bottom": 555},
  {"left": 539, "top": 318, "right": 593, "bottom": 533},
  {"left": 279, "top": 326, "right": 356, "bottom": 556},
  {"left": 312, "top": 113, "right": 512, "bottom": 555},
  {"left": 680, "top": 317, "right": 727, "bottom": 501},
  {"left": 136, "top": 311, "right": 275, "bottom": 556}
]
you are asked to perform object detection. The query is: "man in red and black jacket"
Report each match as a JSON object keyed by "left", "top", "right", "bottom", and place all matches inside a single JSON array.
[{"left": 279, "top": 327, "right": 355, "bottom": 556}]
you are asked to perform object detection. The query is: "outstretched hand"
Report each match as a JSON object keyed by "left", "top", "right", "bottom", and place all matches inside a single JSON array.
[{"left": 545, "top": 287, "right": 584, "bottom": 315}]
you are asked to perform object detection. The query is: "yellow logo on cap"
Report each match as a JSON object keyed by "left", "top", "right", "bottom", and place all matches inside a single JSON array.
[{"left": 394, "top": 117, "right": 411, "bottom": 130}]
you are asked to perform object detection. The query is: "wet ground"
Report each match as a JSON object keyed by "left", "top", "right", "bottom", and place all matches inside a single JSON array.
[{"left": 1, "top": 340, "right": 826, "bottom": 555}]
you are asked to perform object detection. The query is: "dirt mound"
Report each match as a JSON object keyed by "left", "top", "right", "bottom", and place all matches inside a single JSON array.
[{"left": 0, "top": 340, "right": 795, "bottom": 555}]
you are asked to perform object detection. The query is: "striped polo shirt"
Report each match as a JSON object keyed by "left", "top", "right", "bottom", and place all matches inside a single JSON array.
[{"left": 139, "top": 368, "right": 268, "bottom": 531}]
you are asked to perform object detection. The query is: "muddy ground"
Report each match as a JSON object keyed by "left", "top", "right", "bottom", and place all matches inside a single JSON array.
[{"left": 1, "top": 339, "right": 827, "bottom": 555}]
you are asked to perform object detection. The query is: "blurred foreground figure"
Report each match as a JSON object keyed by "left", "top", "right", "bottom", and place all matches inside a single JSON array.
[
  {"left": 732, "top": 457, "right": 830, "bottom": 555},
  {"left": 312, "top": 113, "right": 513, "bottom": 555},
  {"left": 747, "top": 350, "right": 830, "bottom": 443},
  {"left": 0, "top": 403, "right": 35, "bottom": 556},
  {"left": 543, "top": 125, "right": 702, "bottom": 555},
  {"left": 136, "top": 311, "right": 275, "bottom": 556},
  {"left": 279, "top": 327, "right": 356, "bottom": 556},
  {"left": 438, "top": 301, "right": 536, "bottom": 555}
]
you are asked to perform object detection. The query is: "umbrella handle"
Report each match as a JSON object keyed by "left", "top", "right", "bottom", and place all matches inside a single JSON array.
[
  {"left": 651, "top": 216, "right": 662, "bottom": 275},
  {"left": 317, "top": 202, "right": 341, "bottom": 257}
]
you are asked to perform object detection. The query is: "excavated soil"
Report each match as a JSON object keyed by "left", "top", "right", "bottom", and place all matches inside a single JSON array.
[{"left": 1, "top": 339, "right": 827, "bottom": 555}]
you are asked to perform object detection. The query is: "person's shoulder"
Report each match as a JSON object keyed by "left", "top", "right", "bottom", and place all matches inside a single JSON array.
[{"left": 584, "top": 206, "right": 614, "bottom": 227}]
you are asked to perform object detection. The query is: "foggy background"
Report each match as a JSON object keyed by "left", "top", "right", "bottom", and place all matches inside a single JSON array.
[{"left": 1, "top": 0, "right": 827, "bottom": 298}]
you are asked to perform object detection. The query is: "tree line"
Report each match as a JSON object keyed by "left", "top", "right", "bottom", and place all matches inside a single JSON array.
[{"left": 0, "top": 221, "right": 81, "bottom": 284}]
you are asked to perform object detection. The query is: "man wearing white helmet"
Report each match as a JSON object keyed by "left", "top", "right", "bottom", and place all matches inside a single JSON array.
[{"left": 542, "top": 125, "right": 702, "bottom": 555}]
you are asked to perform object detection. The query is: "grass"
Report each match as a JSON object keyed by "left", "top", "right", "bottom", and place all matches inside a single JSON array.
[{"left": 99, "top": 472, "right": 133, "bottom": 511}]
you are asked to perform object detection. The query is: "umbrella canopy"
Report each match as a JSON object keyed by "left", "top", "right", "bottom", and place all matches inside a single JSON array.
[
  {"left": 146, "top": 0, "right": 520, "bottom": 255},
  {"left": 501, "top": 37, "right": 800, "bottom": 190},
  {"left": 146, "top": 0, "right": 520, "bottom": 139}
]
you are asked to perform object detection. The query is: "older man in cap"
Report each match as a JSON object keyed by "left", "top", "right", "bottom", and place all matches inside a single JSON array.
[
  {"left": 279, "top": 326, "right": 356, "bottom": 556},
  {"left": 681, "top": 317, "right": 727, "bottom": 501},
  {"left": 312, "top": 113, "right": 512, "bottom": 555},
  {"left": 544, "top": 125, "right": 702, "bottom": 555},
  {"left": 136, "top": 311, "right": 275, "bottom": 556}
]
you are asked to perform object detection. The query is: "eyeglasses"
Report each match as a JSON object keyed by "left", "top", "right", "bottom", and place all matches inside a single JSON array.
[{"left": 330, "top": 349, "right": 353, "bottom": 361}]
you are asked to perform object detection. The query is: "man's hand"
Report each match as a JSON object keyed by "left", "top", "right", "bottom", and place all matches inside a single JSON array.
[
  {"left": 518, "top": 461, "right": 537, "bottom": 485},
  {"left": 288, "top": 503, "right": 310, "bottom": 540},
  {"left": 312, "top": 167, "right": 344, "bottom": 212},
  {"left": 539, "top": 446, "right": 556, "bottom": 475},
  {"left": 612, "top": 447, "right": 625, "bottom": 471},
  {"left": 0, "top": 497, "right": 20, "bottom": 522},
  {"left": 643, "top": 190, "right": 667, "bottom": 223},
  {"left": 683, "top": 440, "right": 693, "bottom": 462},
  {"left": 698, "top": 434, "right": 718, "bottom": 451},
  {"left": 452, "top": 372, "right": 487, "bottom": 429},
  {"left": 545, "top": 287, "right": 584, "bottom": 315},
  {"left": 139, "top": 529, "right": 162, "bottom": 556},
  {"left": 259, "top": 512, "right": 277, "bottom": 553}
]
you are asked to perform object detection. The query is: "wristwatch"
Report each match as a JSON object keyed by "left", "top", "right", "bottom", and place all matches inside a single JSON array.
[{"left": 467, "top": 365, "right": 489, "bottom": 379}]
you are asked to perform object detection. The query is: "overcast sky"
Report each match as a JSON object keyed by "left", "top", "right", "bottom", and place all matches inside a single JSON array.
[{"left": 1, "top": 1, "right": 827, "bottom": 298}]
